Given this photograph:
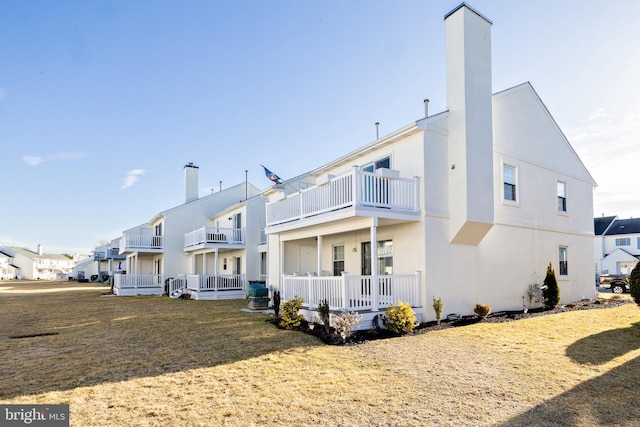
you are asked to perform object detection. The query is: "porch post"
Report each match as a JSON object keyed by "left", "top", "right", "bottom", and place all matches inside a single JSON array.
[
  {"left": 352, "top": 165, "right": 360, "bottom": 205},
  {"left": 317, "top": 235, "right": 322, "bottom": 276},
  {"left": 203, "top": 252, "right": 208, "bottom": 275},
  {"left": 341, "top": 271, "right": 349, "bottom": 310},
  {"left": 370, "top": 219, "right": 379, "bottom": 311},
  {"left": 214, "top": 249, "right": 219, "bottom": 275}
]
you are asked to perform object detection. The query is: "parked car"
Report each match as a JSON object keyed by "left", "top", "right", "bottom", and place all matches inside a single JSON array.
[{"left": 599, "top": 274, "right": 630, "bottom": 294}]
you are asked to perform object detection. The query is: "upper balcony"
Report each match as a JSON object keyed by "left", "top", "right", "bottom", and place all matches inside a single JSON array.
[
  {"left": 119, "top": 228, "right": 163, "bottom": 255},
  {"left": 184, "top": 226, "right": 245, "bottom": 252},
  {"left": 94, "top": 248, "right": 126, "bottom": 261},
  {"left": 266, "top": 166, "right": 420, "bottom": 233}
]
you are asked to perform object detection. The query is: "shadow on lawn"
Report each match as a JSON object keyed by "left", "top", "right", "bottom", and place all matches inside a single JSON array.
[
  {"left": 0, "top": 288, "right": 321, "bottom": 400},
  {"left": 496, "top": 321, "right": 640, "bottom": 426}
]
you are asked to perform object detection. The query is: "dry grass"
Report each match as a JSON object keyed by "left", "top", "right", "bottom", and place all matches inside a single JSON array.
[{"left": 2, "top": 281, "right": 640, "bottom": 426}]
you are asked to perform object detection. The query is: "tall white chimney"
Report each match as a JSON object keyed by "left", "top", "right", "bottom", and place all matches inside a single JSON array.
[
  {"left": 184, "top": 162, "right": 199, "bottom": 203},
  {"left": 37, "top": 244, "right": 43, "bottom": 255},
  {"left": 445, "top": 3, "right": 494, "bottom": 245}
]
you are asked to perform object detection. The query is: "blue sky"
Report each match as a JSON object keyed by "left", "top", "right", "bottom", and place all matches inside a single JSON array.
[{"left": 1, "top": 0, "right": 639, "bottom": 255}]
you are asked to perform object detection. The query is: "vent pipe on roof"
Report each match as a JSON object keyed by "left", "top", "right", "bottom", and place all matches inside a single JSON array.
[{"left": 424, "top": 99, "right": 429, "bottom": 117}]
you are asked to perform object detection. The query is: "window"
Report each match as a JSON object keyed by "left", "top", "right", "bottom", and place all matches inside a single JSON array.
[
  {"left": 637, "top": 237, "right": 640, "bottom": 249},
  {"left": 503, "top": 164, "right": 517, "bottom": 202},
  {"left": 557, "top": 181, "right": 567, "bottom": 212},
  {"left": 332, "top": 245, "right": 345, "bottom": 276},
  {"left": 559, "top": 247, "right": 568, "bottom": 276},
  {"left": 616, "top": 238, "right": 631, "bottom": 246},
  {"left": 361, "top": 240, "right": 393, "bottom": 275},
  {"left": 363, "top": 156, "right": 390, "bottom": 172}
]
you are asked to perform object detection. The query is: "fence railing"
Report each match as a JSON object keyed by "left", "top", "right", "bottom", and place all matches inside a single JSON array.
[
  {"left": 266, "top": 167, "right": 419, "bottom": 227},
  {"left": 185, "top": 274, "right": 245, "bottom": 292},
  {"left": 121, "top": 234, "right": 163, "bottom": 251},
  {"left": 184, "top": 227, "right": 245, "bottom": 248},
  {"left": 114, "top": 274, "right": 164, "bottom": 289},
  {"left": 281, "top": 272, "right": 421, "bottom": 312}
]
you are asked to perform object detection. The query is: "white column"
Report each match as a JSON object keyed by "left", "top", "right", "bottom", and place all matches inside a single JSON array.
[
  {"left": 317, "top": 235, "right": 322, "bottom": 276},
  {"left": 203, "top": 252, "right": 208, "bottom": 276},
  {"left": 370, "top": 219, "right": 379, "bottom": 311},
  {"left": 214, "top": 249, "right": 219, "bottom": 275}
]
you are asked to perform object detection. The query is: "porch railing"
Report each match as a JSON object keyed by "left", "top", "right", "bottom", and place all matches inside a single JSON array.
[
  {"left": 168, "top": 275, "right": 187, "bottom": 295},
  {"left": 114, "top": 274, "right": 164, "bottom": 289},
  {"left": 281, "top": 272, "right": 421, "bottom": 312},
  {"left": 186, "top": 274, "right": 245, "bottom": 292},
  {"left": 266, "top": 166, "right": 419, "bottom": 227},
  {"left": 121, "top": 234, "right": 163, "bottom": 251},
  {"left": 184, "top": 227, "right": 245, "bottom": 248}
]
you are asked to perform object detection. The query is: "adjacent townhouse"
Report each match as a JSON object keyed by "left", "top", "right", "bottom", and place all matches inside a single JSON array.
[
  {"left": 594, "top": 216, "right": 640, "bottom": 277},
  {"left": 0, "top": 245, "right": 74, "bottom": 280},
  {"left": 113, "top": 162, "right": 266, "bottom": 299},
  {"left": 69, "top": 237, "right": 126, "bottom": 282},
  {"left": 263, "top": 3, "right": 597, "bottom": 327},
  {"left": 0, "top": 248, "right": 18, "bottom": 280}
]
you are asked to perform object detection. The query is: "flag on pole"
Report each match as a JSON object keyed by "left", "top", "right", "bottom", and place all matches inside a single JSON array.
[{"left": 261, "top": 164, "right": 282, "bottom": 185}]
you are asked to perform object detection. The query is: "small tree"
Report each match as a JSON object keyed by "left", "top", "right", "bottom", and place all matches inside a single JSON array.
[
  {"left": 317, "top": 299, "right": 331, "bottom": 333},
  {"left": 629, "top": 262, "right": 640, "bottom": 307},
  {"left": 279, "top": 296, "right": 305, "bottom": 330},
  {"left": 543, "top": 262, "right": 560, "bottom": 309},
  {"left": 433, "top": 296, "right": 444, "bottom": 325}
]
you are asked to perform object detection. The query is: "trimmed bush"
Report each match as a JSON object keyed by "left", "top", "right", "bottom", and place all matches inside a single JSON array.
[
  {"left": 630, "top": 262, "right": 640, "bottom": 307},
  {"left": 473, "top": 303, "right": 491, "bottom": 318},
  {"left": 317, "top": 299, "right": 331, "bottom": 333},
  {"left": 543, "top": 262, "right": 560, "bottom": 309},
  {"left": 279, "top": 296, "right": 305, "bottom": 330},
  {"left": 433, "top": 296, "right": 444, "bottom": 325},
  {"left": 384, "top": 301, "right": 417, "bottom": 335}
]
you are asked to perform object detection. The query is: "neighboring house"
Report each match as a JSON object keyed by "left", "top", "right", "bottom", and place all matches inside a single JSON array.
[
  {"left": 113, "top": 162, "right": 266, "bottom": 298},
  {"left": 263, "top": 3, "right": 597, "bottom": 328},
  {"left": 0, "top": 248, "right": 17, "bottom": 280},
  {"left": 0, "top": 245, "right": 74, "bottom": 280},
  {"left": 594, "top": 216, "right": 640, "bottom": 276}
]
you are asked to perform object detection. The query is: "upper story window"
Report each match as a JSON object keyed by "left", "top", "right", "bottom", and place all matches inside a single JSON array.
[
  {"left": 363, "top": 157, "right": 390, "bottom": 172},
  {"left": 559, "top": 246, "right": 568, "bottom": 276},
  {"left": 616, "top": 238, "right": 631, "bottom": 246},
  {"left": 557, "top": 181, "right": 567, "bottom": 213},
  {"left": 503, "top": 164, "right": 517, "bottom": 202}
]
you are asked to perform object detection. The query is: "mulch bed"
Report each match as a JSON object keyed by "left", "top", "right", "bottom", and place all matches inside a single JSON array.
[{"left": 269, "top": 298, "right": 633, "bottom": 346}]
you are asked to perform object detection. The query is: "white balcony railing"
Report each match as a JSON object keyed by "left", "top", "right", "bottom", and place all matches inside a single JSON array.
[
  {"left": 121, "top": 234, "right": 163, "bottom": 251},
  {"left": 281, "top": 272, "right": 421, "bottom": 312},
  {"left": 184, "top": 227, "right": 245, "bottom": 248},
  {"left": 266, "top": 167, "right": 419, "bottom": 227},
  {"left": 114, "top": 274, "right": 164, "bottom": 288}
]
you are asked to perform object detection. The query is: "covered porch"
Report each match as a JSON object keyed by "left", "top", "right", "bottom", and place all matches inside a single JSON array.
[{"left": 113, "top": 273, "right": 164, "bottom": 296}]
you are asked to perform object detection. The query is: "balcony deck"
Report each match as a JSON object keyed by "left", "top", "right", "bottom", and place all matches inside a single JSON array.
[
  {"left": 184, "top": 227, "right": 245, "bottom": 251},
  {"left": 266, "top": 167, "right": 419, "bottom": 233}
]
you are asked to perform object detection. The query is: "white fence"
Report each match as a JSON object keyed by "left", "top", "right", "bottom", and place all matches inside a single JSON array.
[
  {"left": 281, "top": 272, "right": 421, "bottom": 311},
  {"left": 113, "top": 274, "right": 164, "bottom": 296},
  {"left": 266, "top": 167, "right": 419, "bottom": 227},
  {"left": 186, "top": 274, "right": 245, "bottom": 292}
]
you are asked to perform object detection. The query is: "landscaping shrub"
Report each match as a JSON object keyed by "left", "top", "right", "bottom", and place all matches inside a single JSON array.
[
  {"left": 332, "top": 310, "right": 362, "bottom": 339},
  {"left": 384, "top": 301, "right": 416, "bottom": 335},
  {"left": 473, "top": 303, "right": 491, "bottom": 319},
  {"left": 317, "top": 299, "right": 331, "bottom": 333},
  {"left": 543, "top": 262, "right": 560, "bottom": 309},
  {"left": 272, "top": 290, "right": 281, "bottom": 318},
  {"left": 433, "top": 296, "right": 444, "bottom": 325},
  {"left": 279, "top": 296, "right": 305, "bottom": 330},
  {"left": 630, "top": 262, "right": 640, "bottom": 307}
]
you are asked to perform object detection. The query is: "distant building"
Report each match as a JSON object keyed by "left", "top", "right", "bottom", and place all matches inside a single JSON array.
[
  {"left": 594, "top": 216, "right": 640, "bottom": 276},
  {"left": 0, "top": 245, "right": 74, "bottom": 280}
]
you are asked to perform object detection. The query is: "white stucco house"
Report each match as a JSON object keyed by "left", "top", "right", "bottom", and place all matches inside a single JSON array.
[
  {"left": 0, "top": 245, "right": 74, "bottom": 280},
  {"left": 113, "top": 162, "right": 266, "bottom": 298},
  {"left": 595, "top": 216, "right": 640, "bottom": 277},
  {"left": 263, "top": 3, "right": 597, "bottom": 327}
]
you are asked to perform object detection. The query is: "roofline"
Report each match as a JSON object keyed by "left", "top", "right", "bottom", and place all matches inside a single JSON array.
[{"left": 444, "top": 2, "right": 493, "bottom": 25}]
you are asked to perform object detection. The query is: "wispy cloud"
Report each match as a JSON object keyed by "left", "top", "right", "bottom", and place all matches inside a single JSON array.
[
  {"left": 566, "top": 105, "right": 640, "bottom": 218},
  {"left": 121, "top": 169, "right": 146, "bottom": 189},
  {"left": 22, "top": 152, "right": 87, "bottom": 166}
]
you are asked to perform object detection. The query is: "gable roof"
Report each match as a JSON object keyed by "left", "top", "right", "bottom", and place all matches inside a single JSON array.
[
  {"left": 594, "top": 216, "right": 618, "bottom": 235},
  {"left": 604, "top": 218, "right": 640, "bottom": 236},
  {"left": 3, "top": 246, "right": 71, "bottom": 261}
]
